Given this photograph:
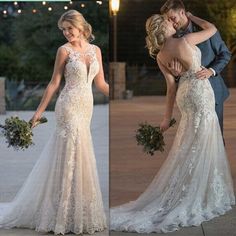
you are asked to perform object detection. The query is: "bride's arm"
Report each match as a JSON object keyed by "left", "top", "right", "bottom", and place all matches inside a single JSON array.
[
  {"left": 157, "top": 57, "right": 177, "bottom": 132},
  {"left": 94, "top": 46, "right": 109, "bottom": 97},
  {"left": 30, "top": 47, "right": 67, "bottom": 127},
  {"left": 184, "top": 13, "right": 217, "bottom": 45}
]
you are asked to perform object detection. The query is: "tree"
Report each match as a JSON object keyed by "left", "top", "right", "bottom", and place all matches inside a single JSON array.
[
  {"left": 205, "top": 0, "right": 236, "bottom": 61},
  {"left": 0, "top": 1, "right": 108, "bottom": 82},
  {"left": 204, "top": 0, "right": 236, "bottom": 86}
]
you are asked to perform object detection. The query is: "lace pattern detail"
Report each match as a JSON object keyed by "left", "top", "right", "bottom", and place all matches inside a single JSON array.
[
  {"left": 110, "top": 39, "right": 235, "bottom": 233},
  {"left": 0, "top": 44, "right": 107, "bottom": 235},
  {"left": 55, "top": 44, "right": 98, "bottom": 141}
]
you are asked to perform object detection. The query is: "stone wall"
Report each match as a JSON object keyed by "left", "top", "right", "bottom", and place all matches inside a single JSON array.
[
  {"left": 109, "top": 62, "right": 126, "bottom": 99},
  {"left": 0, "top": 77, "right": 5, "bottom": 114}
]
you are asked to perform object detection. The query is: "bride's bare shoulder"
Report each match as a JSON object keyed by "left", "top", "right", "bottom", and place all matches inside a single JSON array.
[
  {"left": 156, "top": 48, "right": 169, "bottom": 62},
  {"left": 168, "top": 37, "right": 186, "bottom": 47}
]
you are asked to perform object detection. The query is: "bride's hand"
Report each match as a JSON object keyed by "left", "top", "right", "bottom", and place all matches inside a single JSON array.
[
  {"left": 186, "top": 11, "right": 193, "bottom": 18},
  {"left": 29, "top": 112, "right": 42, "bottom": 128},
  {"left": 160, "top": 118, "right": 171, "bottom": 133}
]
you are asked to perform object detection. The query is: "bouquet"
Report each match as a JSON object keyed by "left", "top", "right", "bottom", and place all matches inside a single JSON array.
[
  {"left": 135, "top": 118, "right": 176, "bottom": 156},
  {"left": 0, "top": 116, "right": 47, "bottom": 151}
]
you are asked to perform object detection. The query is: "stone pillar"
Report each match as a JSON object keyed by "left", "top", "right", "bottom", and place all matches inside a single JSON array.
[
  {"left": 109, "top": 62, "right": 126, "bottom": 100},
  {"left": 0, "top": 77, "right": 5, "bottom": 114}
]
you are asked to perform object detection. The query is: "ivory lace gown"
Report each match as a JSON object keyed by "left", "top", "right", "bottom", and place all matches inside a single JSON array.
[
  {"left": 110, "top": 39, "right": 235, "bottom": 233},
  {"left": 0, "top": 44, "right": 107, "bottom": 235}
]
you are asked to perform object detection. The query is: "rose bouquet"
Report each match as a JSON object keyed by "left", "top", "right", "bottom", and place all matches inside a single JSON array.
[
  {"left": 135, "top": 118, "right": 176, "bottom": 156},
  {"left": 0, "top": 116, "right": 47, "bottom": 151}
]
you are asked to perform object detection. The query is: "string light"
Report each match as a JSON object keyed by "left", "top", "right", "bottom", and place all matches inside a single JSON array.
[{"left": 1, "top": 0, "right": 105, "bottom": 17}]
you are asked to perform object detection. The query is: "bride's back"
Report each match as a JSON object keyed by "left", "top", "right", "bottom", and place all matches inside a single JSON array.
[{"left": 157, "top": 37, "right": 196, "bottom": 72}]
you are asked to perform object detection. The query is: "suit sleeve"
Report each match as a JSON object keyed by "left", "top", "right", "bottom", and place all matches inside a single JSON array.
[{"left": 208, "top": 31, "right": 231, "bottom": 76}]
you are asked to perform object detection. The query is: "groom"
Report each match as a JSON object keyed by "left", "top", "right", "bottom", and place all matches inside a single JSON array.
[{"left": 160, "top": 0, "right": 231, "bottom": 136}]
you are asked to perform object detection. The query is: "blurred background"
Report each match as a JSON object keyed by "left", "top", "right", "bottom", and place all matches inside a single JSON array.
[
  {"left": 0, "top": 0, "right": 109, "bottom": 111},
  {"left": 109, "top": 0, "right": 236, "bottom": 97},
  {"left": 109, "top": 4, "right": 236, "bottom": 229}
]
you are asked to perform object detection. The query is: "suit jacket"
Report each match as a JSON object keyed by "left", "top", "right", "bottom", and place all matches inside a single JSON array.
[{"left": 191, "top": 22, "right": 231, "bottom": 104}]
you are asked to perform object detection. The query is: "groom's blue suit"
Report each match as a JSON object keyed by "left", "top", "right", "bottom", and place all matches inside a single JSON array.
[{"left": 183, "top": 22, "right": 231, "bottom": 135}]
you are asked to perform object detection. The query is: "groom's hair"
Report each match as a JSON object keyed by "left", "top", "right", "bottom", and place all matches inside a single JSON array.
[{"left": 160, "top": 0, "right": 185, "bottom": 14}]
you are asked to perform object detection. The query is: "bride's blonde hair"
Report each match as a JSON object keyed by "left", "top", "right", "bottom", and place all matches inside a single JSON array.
[
  {"left": 145, "top": 14, "right": 166, "bottom": 58},
  {"left": 58, "top": 10, "right": 95, "bottom": 42}
]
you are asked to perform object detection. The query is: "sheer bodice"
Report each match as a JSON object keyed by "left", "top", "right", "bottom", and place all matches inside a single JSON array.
[
  {"left": 110, "top": 39, "right": 235, "bottom": 233},
  {"left": 176, "top": 39, "right": 216, "bottom": 126},
  {"left": 55, "top": 45, "right": 99, "bottom": 140},
  {"left": 0, "top": 44, "right": 107, "bottom": 235}
]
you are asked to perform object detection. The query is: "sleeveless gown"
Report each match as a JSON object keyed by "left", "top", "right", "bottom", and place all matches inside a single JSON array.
[
  {"left": 110, "top": 39, "right": 235, "bottom": 233},
  {"left": 0, "top": 44, "right": 107, "bottom": 235}
]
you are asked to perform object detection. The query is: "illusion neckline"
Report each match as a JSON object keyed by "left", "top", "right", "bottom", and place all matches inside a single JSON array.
[
  {"left": 64, "top": 44, "right": 93, "bottom": 55},
  {"left": 63, "top": 44, "right": 97, "bottom": 81}
]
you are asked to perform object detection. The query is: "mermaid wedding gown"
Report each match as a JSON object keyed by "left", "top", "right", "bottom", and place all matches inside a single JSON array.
[
  {"left": 110, "top": 39, "right": 235, "bottom": 233},
  {"left": 0, "top": 44, "right": 107, "bottom": 235}
]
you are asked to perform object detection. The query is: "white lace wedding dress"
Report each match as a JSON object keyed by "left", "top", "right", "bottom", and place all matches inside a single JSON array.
[
  {"left": 0, "top": 44, "right": 107, "bottom": 235},
  {"left": 110, "top": 39, "right": 235, "bottom": 233}
]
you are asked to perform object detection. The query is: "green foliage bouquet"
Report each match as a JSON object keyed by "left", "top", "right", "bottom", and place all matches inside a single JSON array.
[
  {"left": 0, "top": 116, "right": 47, "bottom": 151},
  {"left": 135, "top": 118, "right": 176, "bottom": 156}
]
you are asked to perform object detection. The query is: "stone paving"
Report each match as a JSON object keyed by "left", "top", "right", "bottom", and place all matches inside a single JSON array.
[{"left": 0, "top": 105, "right": 108, "bottom": 236}]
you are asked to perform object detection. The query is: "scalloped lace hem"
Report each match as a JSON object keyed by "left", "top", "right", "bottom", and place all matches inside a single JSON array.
[
  {"left": 0, "top": 224, "right": 107, "bottom": 235},
  {"left": 110, "top": 202, "right": 235, "bottom": 234}
]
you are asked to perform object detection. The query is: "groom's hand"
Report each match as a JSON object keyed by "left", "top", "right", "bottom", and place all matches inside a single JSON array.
[
  {"left": 195, "top": 66, "right": 214, "bottom": 80},
  {"left": 167, "top": 58, "right": 183, "bottom": 77}
]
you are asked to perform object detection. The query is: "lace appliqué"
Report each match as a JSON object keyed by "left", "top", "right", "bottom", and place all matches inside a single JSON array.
[
  {"left": 0, "top": 43, "right": 107, "bottom": 235},
  {"left": 110, "top": 37, "right": 235, "bottom": 234}
]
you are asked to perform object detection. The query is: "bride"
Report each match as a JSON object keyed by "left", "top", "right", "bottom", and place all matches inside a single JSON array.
[
  {"left": 0, "top": 10, "right": 108, "bottom": 235},
  {"left": 110, "top": 12, "right": 235, "bottom": 233}
]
